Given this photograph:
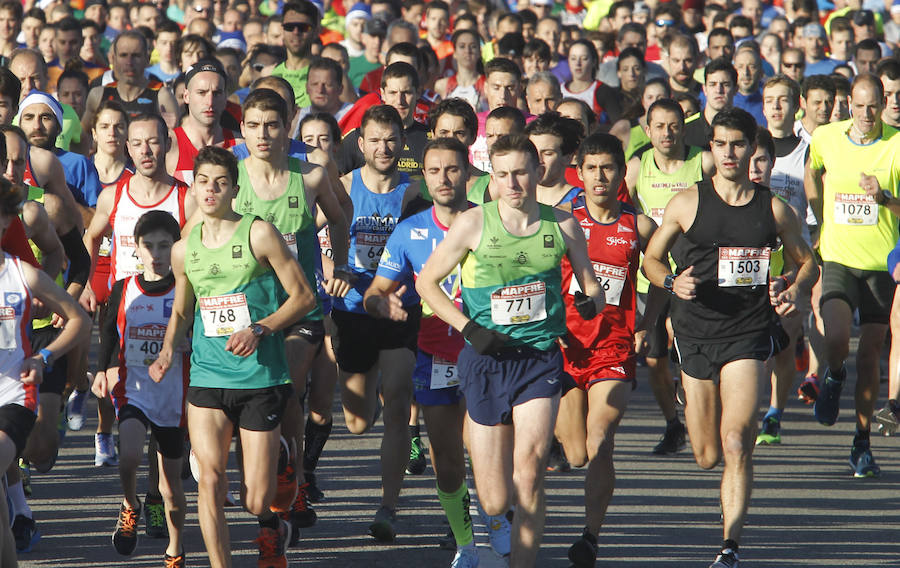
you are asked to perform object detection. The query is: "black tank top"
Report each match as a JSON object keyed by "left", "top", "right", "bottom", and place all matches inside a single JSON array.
[
  {"left": 101, "top": 80, "right": 163, "bottom": 119},
  {"left": 670, "top": 179, "right": 778, "bottom": 342}
]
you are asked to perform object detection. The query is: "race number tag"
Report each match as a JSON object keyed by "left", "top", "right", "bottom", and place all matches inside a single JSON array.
[
  {"left": 318, "top": 227, "right": 333, "bottom": 259},
  {"left": 834, "top": 193, "right": 878, "bottom": 225},
  {"left": 119, "top": 235, "right": 144, "bottom": 275},
  {"left": 99, "top": 235, "right": 112, "bottom": 257},
  {"left": 125, "top": 324, "right": 167, "bottom": 367},
  {"left": 355, "top": 232, "right": 388, "bottom": 271},
  {"left": 490, "top": 282, "right": 547, "bottom": 325},
  {"left": 650, "top": 208, "right": 665, "bottom": 225},
  {"left": 282, "top": 233, "right": 298, "bottom": 257},
  {"left": 568, "top": 262, "right": 627, "bottom": 306},
  {"left": 718, "top": 247, "right": 770, "bottom": 287},
  {"left": 198, "top": 293, "right": 252, "bottom": 337},
  {"left": 0, "top": 307, "right": 15, "bottom": 350},
  {"left": 430, "top": 356, "right": 459, "bottom": 389}
]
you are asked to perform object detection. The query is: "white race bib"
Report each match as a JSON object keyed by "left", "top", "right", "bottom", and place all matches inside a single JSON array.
[
  {"left": 568, "top": 262, "right": 627, "bottom": 306},
  {"left": 198, "top": 293, "right": 252, "bottom": 337},
  {"left": 0, "top": 307, "right": 15, "bottom": 350},
  {"left": 355, "top": 232, "right": 388, "bottom": 271},
  {"left": 318, "top": 227, "right": 333, "bottom": 259},
  {"left": 834, "top": 193, "right": 878, "bottom": 225},
  {"left": 125, "top": 324, "right": 166, "bottom": 367},
  {"left": 650, "top": 207, "right": 665, "bottom": 225},
  {"left": 430, "top": 356, "right": 459, "bottom": 389},
  {"left": 282, "top": 233, "right": 298, "bottom": 257},
  {"left": 99, "top": 235, "right": 112, "bottom": 257},
  {"left": 717, "top": 247, "right": 770, "bottom": 287},
  {"left": 490, "top": 282, "right": 547, "bottom": 325}
]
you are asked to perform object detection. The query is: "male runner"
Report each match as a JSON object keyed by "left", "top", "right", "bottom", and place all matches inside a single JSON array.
[
  {"left": 270, "top": 0, "right": 320, "bottom": 108},
  {"left": 417, "top": 134, "right": 606, "bottom": 567},
  {"left": 427, "top": 98, "right": 491, "bottom": 205},
  {"left": 150, "top": 146, "right": 316, "bottom": 567},
  {"left": 525, "top": 112, "right": 585, "bottom": 207},
  {"left": 644, "top": 108, "right": 817, "bottom": 567}
]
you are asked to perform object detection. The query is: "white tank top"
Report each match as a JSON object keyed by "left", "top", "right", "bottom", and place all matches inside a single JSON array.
[
  {"left": 0, "top": 254, "right": 37, "bottom": 410},
  {"left": 769, "top": 137, "right": 812, "bottom": 244},
  {"left": 560, "top": 80, "right": 600, "bottom": 111},
  {"left": 113, "top": 276, "right": 187, "bottom": 427},
  {"left": 110, "top": 178, "right": 186, "bottom": 282}
]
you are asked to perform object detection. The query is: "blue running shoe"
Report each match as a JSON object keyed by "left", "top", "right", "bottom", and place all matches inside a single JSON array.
[
  {"left": 814, "top": 367, "right": 845, "bottom": 426},
  {"left": 12, "top": 515, "right": 39, "bottom": 552},
  {"left": 849, "top": 443, "right": 881, "bottom": 478}
]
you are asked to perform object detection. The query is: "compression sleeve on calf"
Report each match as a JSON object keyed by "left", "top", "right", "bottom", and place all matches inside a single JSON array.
[{"left": 61, "top": 226, "right": 91, "bottom": 287}]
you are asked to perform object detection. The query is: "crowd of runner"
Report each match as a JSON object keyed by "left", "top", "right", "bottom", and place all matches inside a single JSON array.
[{"left": 0, "top": 0, "right": 897, "bottom": 565}]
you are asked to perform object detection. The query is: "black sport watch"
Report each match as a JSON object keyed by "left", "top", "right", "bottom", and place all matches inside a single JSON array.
[
  {"left": 250, "top": 323, "right": 269, "bottom": 337},
  {"left": 663, "top": 274, "right": 676, "bottom": 294}
]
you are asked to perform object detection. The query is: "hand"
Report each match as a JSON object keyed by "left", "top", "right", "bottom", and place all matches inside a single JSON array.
[
  {"left": 325, "top": 272, "right": 355, "bottom": 298},
  {"left": 673, "top": 266, "right": 699, "bottom": 301},
  {"left": 634, "top": 328, "right": 649, "bottom": 356},
  {"left": 573, "top": 291, "right": 598, "bottom": 320},
  {"left": 79, "top": 285, "right": 97, "bottom": 314},
  {"left": 772, "top": 284, "right": 801, "bottom": 317},
  {"left": 149, "top": 350, "right": 172, "bottom": 383},
  {"left": 51, "top": 312, "right": 67, "bottom": 328},
  {"left": 91, "top": 370, "right": 108, "bottom": 398},
  {"left": 769, "top": 275, "right": 787, "bottom": 304},
  {"left": 31, "top": 297, "right": 50, "bottom": 320},
  {"left": 374, "top": 285, "right": 409, "bottom": 321},
  {"left": 462, "top": 320, "right": 511, "bottom": 356},
  {"left": 20, "top": 357, "right": 43, "bottom": 386},
  {"left": 859, "top": 172, "right": 883, "bottom": 199},
  {"left": 225, "top": 328, "right": 261, "bottom": 357}
]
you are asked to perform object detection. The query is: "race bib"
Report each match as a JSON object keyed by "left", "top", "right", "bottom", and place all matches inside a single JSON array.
[
  {"left": 125, "top": 324, "right": 166, "bottom": 367},
  {"left": 318, "top": 227, "right": 333, "bottom": 259},
  {"left": 354, "top": 232, "right": 388, "bottom": 271},
  {"left": 834, "top": 193, "right": 878, "bottom": 226},
  {"left": 430, "top": 356, "right": 459, "bottom": 389},
  {"left": 718, "top": 247, "right": 770, "bottom": 287},
  {"left": 119, "top": 235, "right": 144, "bottom": 275},
  {"left": 99, "top": 235, "right": 112, "bottom": 257},
  {"left": 490, "top": 282, "right": 547, "bottom": 325},
  {"left": 282, "top": 233, "right": 298, "bottom": 258},
  {"left": 0, "top": 307, "right": 15, "bottom": 350},
  {"left": 198, "top": 293, "right": 252, "bottom": 337},
  {"left": 569, "top": 262, "right": 626, "bottom": 306},
  {"left": 650, "top": 207, "right": 665, "bottom": 225}
]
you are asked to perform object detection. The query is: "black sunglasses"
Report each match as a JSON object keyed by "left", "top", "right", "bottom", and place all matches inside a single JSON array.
[{"left": 282, "top": 22, "right": 313, "bottom": 33}]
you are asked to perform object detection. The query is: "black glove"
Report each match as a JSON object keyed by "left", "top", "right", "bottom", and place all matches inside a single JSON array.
[
  {"left": 462, "top": 320, "right": 511, "bottom": 355},
  {"left": 574, "top": 291, "right": 597, "bottom": 320}
]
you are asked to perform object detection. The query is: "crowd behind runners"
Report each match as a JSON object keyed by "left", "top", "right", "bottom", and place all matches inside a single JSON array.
[{"left": 2, "top": 0, "right": 900, "bottom": 565}]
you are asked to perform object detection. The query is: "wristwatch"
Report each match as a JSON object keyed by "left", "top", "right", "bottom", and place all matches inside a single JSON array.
[
  {"left": 663, "top": 274, "right": 676, "bottom": 294},
  {"left": 875, "top": 190, "right": 890, "bottom": 205},
  {"left": 250, "top": 323, "right": 269, "bottom": 338},
  {"left": 38, "top": 348, "right": 54, "bottom": 373},
  {"left": 334, "top": 264, "right": 353, "bottom": 276}
]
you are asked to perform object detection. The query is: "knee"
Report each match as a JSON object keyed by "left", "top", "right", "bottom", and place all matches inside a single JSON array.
[
  {"left": 479, "top": 492, "right": 510, "bottom": 517},
  {"left": 586, "top": 431, "right": 614, "bottom": 465},
  {"left": 344, "top": 414, "right": 370, "bottom": 435},
  {"left": 242, "top": 486, "right": 272, "bottom": 516},
  {"left": 512, "top": 464, "right": 542, "bottom": 498},
  {"left": 694, "top": 445, "right": 721, "bottom": 470},
  {"left": 564, "top": 440, "right": 588, "bottom": 468},
  {"left": 721, "top": 430, "right": 751, "bottom": 462},
  {"left": 196, "top": 465, "right": 225, "bottom": 496}
]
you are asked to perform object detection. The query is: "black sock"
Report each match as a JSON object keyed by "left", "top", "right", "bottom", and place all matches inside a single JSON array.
[
  {"left": 890, "top": 399, "right": 900, "bottom": 414},
  {"left": 666, "top": 418, "right": 681, "bottom": 430},
  {"left": 854, "top": 428, "right": 870, "bottom": 446},
  {"left": 722, "top": 539, "right": 739, "bottom": 553},
  {"left": 409, "top": 424, "right": 420, "bottom": 438},
  {"left": 302, "top": 417, "right": 333, "bottom": 473},
  {"left": 258, "top": 514, "right": 279, "bottom": 530},
  {"left": 582, "top": 527, "right": 597, "bottom": 545}
]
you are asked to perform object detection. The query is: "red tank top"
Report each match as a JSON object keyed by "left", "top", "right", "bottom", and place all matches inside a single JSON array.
[{"left": 172, "top": 126, "right": 238, "bottom": 184}]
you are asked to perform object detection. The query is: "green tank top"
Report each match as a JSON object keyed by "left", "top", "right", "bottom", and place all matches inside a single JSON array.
[
  {"left": 467, "top": 174, "right": 491, "bottom": 205},
  {"left": 185, "top": 215, "right": 290, "bottom": 389},
  {"left": 24, "top": 186, "right": 64, "bottom": 330},
  {"left": 625, "top": 123, "right": 651, "bottom": 161},
  {"left": 235, "top": 158, "right": 321, "bottom": 320},
  {"left": 460, "top": 201, "right": 566, "bottom": 351},
  {"left": 635, "top": 146, "right": 704, "bottom": 293}
]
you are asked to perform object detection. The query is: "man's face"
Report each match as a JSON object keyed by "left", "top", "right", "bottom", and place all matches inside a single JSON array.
[
  {"left": 804, "top": 34, "right": 826, "bottom": 59},
  {"left": 832, "top": 90, "right": 850, "bottom": 121},
  {"left": 191, "top": 164, "right": 237, "bottom": 215},
  {"left": 186, "top": 0, "right": 212, "bottom": 24},
  {"left": 433, "top": 113, "right": 474, "bottom": 146},
  {"left": 155, "top": 31, "right": 178, "bottom": 63},
  {"left": 801, "top": 87, "right": 835, "bottom": 126},
  {"left": 882, "top": 77, "right": 900, "bottom": 124},
  {"left": 850, "top": 82, "right": 883, "bottom": 135},
  {"left": 266, "top": 21, "right": 283, "bottom": 46},
  {"left": 113, "top": 36, "right": 149, "bottom": 83},
  {"left": 668, "top": 45, "right": 695, "bottom": 87},
  {"left": 136, "top": 229, "right": 175, "bottom": 277},
  {"left": 346, "top": 16, "right": 365, "bottom": 44},
  {"left": 734, "top": 50, "right": 761, "bottom": 94},
  {"left": 57, "top": 77, "right": 87, "bottom": 117},
  {"left": 9, "top": 54, "right": 48, "bottom": 100},
  {"left": 578, "top": 152, "right": 623, "bottom": 206},
  {"left": 710, "top": 126, "right": 753, "bottom": 181},
  {"left": 127, "top": 119, "right": 168, "bottom": 177},
  {"left": 536, "top": 20, "right": 560, "bottom": 53},
  {"left": 526, "top": 80, "right": 559, "bottom": 115},
  {"left": 486, "top": 71, "right": 519, "bottom": 111},
  {"left": 425, "top": 7, "right": 448, "bottom": 40},
  {"left": 490, "top": 150, "right": 543, "bottom": 209},
  {"left": 21, "top": 16, "right": 42, "bottom": 48},
  {"left": 854, "top": 48, "right": 879, "bottom": 74},
  {"left": 706, "top": 35, "right": 733, "bottom": 60},
  {"left": 241, "top": 107, "right": 286, "bottom": 160},
  {"left": 321, "top": 45, "right": 349, "bottom": 71},
  {"left": 84, "top": 5, "right": 107, "bottom": 26},
  {"left": 222, "top": 9, "right": 242, "bottom": 32},
  {"left": 0, "top": 95, "right": 15, "bottom": 124},
  {"left": 2, "top": 132, "right": 27, "bottom": 185},
  {"left": 741, "top": 0, "right": 762, "bottom": 26},
  {"left": 92, "top": 108, "right": 127, "bottom": 156},
  {"left": 423, "top": 147, "right": 468, "bottom": 207},
  {"left": 55, "top": 29, "right": 83, "bottom": 62},
  {"left": 137, "top": 5, "right": 160, "bottom": 31},
  {"left": 703, "top": 70, "right": 736, "bottom": 112},
  {"left": 359, "top": 120, "right": 403, "bottom": 174},
  {"left": 852, "top": 22, "right": 875, "bottom": 41},
  {"left": 20, "top": 103, "right": 59, "bottom": 150},
  {"left": 763, "top": 83, "right": 797, "bottom": 131},
  {"left": 381, "top": 76, "right": 417, "bottom": 124},
  {"left": 646, "top": 108, "right": 684, "bottom": 155},
  {"left": 184, "top": 72, "right": 226, "bottom": 127},
  {"left": 618, "top": 31, "right": 645, "bottom": 52},
  {"left": 829, "top": 30, "right": 854, "bottom": 60},
  {"left": 641, "top": 82, "right": 668, "bottom": 109},
  {"left": 781, "top": 51, "right": 805, "bottom": 81},
  {"left": 0, "top": 8, "right": 19, "bottom": 41},
  {"left": 610, "top": 6, "right": 633, "bottom": 29},
  {"left": 307, "top": 67, "right": 341, "bottom": 111},
  {"left": 748, "top": 146, "right": 772, "bottom": 185},
  {"left": 485, "top": 117, "right": 517, "bottom": 150},
  {"left": 496, "top": 18, "right": 521, "bottom": 39},
  {"left": 361, "top": 31, "right": 383, "bottom": 60},
  {"left": 402, "top": 3, "right": 423, "bottom": 26},
  {"left": 81, "top": 26, "right": 101, "bottom": 59},
  {"left": 529, "top": 132, "right": 567, "bottom": 186},
  {"left": 282, "top": 9, "right": 317, "bottom": 58}
]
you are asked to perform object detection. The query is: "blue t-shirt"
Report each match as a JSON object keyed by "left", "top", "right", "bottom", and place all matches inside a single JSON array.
[
  {"left": 805, "top": 58, "right": 842, "bottom": 76},
  {"left": 146, "top": 64, "right": 179, "bottom": 84},
  {"left": 56, "top": 148, "right": 102, "bottom": 207},
  {"left": 734, "top": 88, "right": 767, "bottom": 128}
]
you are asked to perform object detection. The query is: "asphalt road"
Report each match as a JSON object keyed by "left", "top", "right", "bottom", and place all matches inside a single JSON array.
[{"left": 15, "top": 356, "right": 900, "bottom": 568}]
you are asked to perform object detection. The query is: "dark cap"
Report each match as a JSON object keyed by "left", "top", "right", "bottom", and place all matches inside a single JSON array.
[
  {"left": 184, "top": 58, "right": 227, "bottom": 86},
  {"left": 84, "top": 0, "right": 108, "bottom": 9},
  {"left": 363, "top": 17, "right": 388, "bottom": 37},
  {"left": 853, "top": 9, "right": 875, "bottom": 26}
]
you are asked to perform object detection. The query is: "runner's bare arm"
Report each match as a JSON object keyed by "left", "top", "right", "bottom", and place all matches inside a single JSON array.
[
  {"left": 859, "top": 172, "right": 900, "bottom": 218},
  {"left": 307, "top": 164, "right": 350, "bottom": 267},
  {"left": 363, "top": 276, "right": 408, "bottom": 321},
  {"left": 804, "top": 157, "right": 824, "bottom": 228},
  {"left": 624, "top": 156, "right": 640, "bottom": 200},
  {"left": 150, "top": 239, "right": 195, "bottom": 382},
  {"left": 556, "top": 209, "right": 606, "bottom": 313},
  {"left": 771, "top": 196, "right": 819, "bottom": 315},
  {"left": 30, "top": 147, "right": 85, "bottom": 231},
  {"left": 643, "top": 188, "right": 699, "bottom": 300},
  {"left": 157, "top": 87, "right": 179, "bottom": 129},
  {"left": 22, "top": 201, "right": 64, "bottom": 279},
  {"left": 79, "top": 186, "right": 116, "bottom": 311},
  {"left": 417, "top": 207, "right": 483, "bottom": 333}
]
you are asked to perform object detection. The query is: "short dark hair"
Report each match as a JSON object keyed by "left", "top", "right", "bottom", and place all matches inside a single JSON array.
[
  {"left": 877, "top": 59, "right": 900, "bottom": 81},
  {"left": 23, "top": 7, "right": 44, "bottom": 22},
  {"left": 134, "top": 210, "right": 181, "bottom": 244},
  {"left": 283, "top": 0, "right": 320, "bottom": 22},
  {"left": 0, "top": 67, "right": 20, "bottom": 104},
  {"left": 755, "top": 126, "right": 775, "bottom": 161},
  {"left": 707, "top": 27, "right": 733, "bottom": 46},
  {"left": 801, "top": 74, "right": 835, "bottom": 99},
  {"left": 711, "top": 107, "right": 757, "bottom": 146},
  {"left": 242, "top": 88, "right": 289, "bottom": 126},
  {"left": 57, "top": 69, "right": 89, "bottom": 93},
  {"left": 428, "top": 98, "right": 478, "bottom": 139},
  {"left": 158, "top": 19, "right": 181, "bottom": 36},
  {"left": 617, "top": 22, "right": 645, "bottom": 43},
  {"left": 729, "top": 14, "right": 753, "bottom": 32},
  {"left": 854, "top": 38, "right": 881, "bottom": 58},
  {"left": 361, "top": 104, "right": 404, "bottom": 135},
  {"left": 451, "top": 28, "right": 480, "bottom": 48},
  {"left": 308, "top": 56, "right": 343, "bottom": 87},
  {"left": 557, "top": 97, "right": 597, "bottom": 132},
  {"left": 194, "top": 145, "right": 238, "bottom": 186},
  {"left": 523, "top": 38, "right": 552, "bottom": 62},
  {"left": 112, "top": 29, "right": 150, "bottom": 56},
  {"left": 524, "top": 112, "right": 584, "bottom": 156},
  {"left": 425, "top": 0, "right": 449, "bottom": 15},
  {"left": 386, "top": 42, "right": 422, "bottom": 67},
  {"left": 647, "top": 98, "right": 685, "bottom": 124},
  {"left": 705, "top": 57, "right": 738, "bottom": 84},
  {"left": 484, "top": 57, "right": 522, "bottom": 82},
  {"left": 56, "top": 16, "right": 81, "bottom": 34},
  {"left": 251, "top": 75, "right": 296, "bottom": 105},
  {"left": 576, "top": 132, "right": 625, "bottom": 169},
  {"left": 129, "top": 112, "right": 168, "bottom": 141},
  {"left": 423, "top": 137, "right": 468, "bottom": 168},
  {"left": 616, "top": 46, "right": 646, "bottom": 70},
  {"left": 92, "top": 99, "right": 128, "bottom": 130},
  {"left": 497, "top": 33, "right": 525, "bottom": 58},
  {"left": 381, "top": 61, "right": 420, "bottom": 92},
  {"left": 486, "top": 106, "right": 526, "bottom": 132},
  {"left": 489, "top": 134, "right": 539, "bottom": 168},
  {"left": 299, "top": 111, "right": 341, "bottom": 146}
]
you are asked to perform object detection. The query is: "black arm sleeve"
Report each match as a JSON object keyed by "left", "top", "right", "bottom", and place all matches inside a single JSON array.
[
  {"left": 60, "top": 226, "right": 90, "bottom": 288},
  {"left": 97, "top": 280, "right": 125, "bottom": 371}
]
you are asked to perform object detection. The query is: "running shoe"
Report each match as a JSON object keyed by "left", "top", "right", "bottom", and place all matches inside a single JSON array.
[
  {"left": 814, "top": 367, "right": 845, "bottom": 426},
  {"left": 270, "top": 436, "right": 297, "bottom": 514},
  {"left": 286, "top": 482, "right": 316, "bottom": 546},
  {"left": 95, "top": 432, "right": 119, "bottom": 466},
  {"left": 652, "top": 422, "right": 687, "bottom": 455},
  {"left": 797, "top": 375, "right": 819, "bottom": 404},
  {"left": 406, "top": 436, "right": 427, "bottom": 475},
  {"left": 476, "top": 503, "right": 511, "bottom": 557},
  {"left": 112, "top": 501, "right": 141, "bottom": 555},
  {"left": 165, "top": 551, "right": 186, "bottom": 568},
  {"left": 849, "top": 442, "right": 881, "bottom": 478},
  {"left": 567, "top": 528, "right": 598, "bottom": 568},
  {"left": 144, "top": 494, "right": 167, "bottom": 538},
  {"left": 304, "top": 471, "right": 324, "bottom": 503},
  {"left": 709, "top": 548, "right": 739, "bottom": 568},
  {"left": 11, "top": 514, "right": 39, "bottom": 552},
  {"left": 547, "top": 437, "right": 571, "bottom": 472},
  {"left": 66, "top": 388, "right": 87, "bottom": 431},
  {"left": 755, "top": 416, "right": 781, "bottom": 446},
  {"left": 256, "top": 518, "right": 291, "bottom": 568},
  {"left": 874, "top": 404, "right": 900, "bottom": 436},
  {"left": 368, "top": 506, "right": 397, "bottom": 542},
  {"left": 450, "top": 546, "right": 480, "bottom": 568},
  {"left": 18, "top": 458, "right": 31, "bottom": 497}
]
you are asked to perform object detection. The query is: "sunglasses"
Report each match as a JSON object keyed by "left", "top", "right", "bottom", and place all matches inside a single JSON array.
[
  {"left": 192, "top": 4, "right": 210, "bottom": 12},
  {"left": 251, "top": 63, "right": 265, "bottom": 72},
  {"left": 655, "top": 19, "right": 675, "bottom": 27},
  {"left": 782, "top": 61, "right": 803, "bottom": 68},
  {"left": 282, "top": 22, "right": 313, "bottom": 33}
]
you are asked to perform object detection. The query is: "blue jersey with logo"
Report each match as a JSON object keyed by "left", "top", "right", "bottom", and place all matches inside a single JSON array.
[{"left": 333, "top": 168, "right": 413, "bottom": 314}]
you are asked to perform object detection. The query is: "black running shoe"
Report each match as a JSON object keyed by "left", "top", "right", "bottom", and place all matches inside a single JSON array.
[
  {"left": 112, "top": 501, "right": 141, "bottom": 555},
  {"left": 547, "top": 437, "right": 571, "bottom": 472},
  {"left": 406, "top": 436, "right": 427, "bottom": 475},
  {"left": 304, "top": 471, "right": 324, "bottom": 502},
  {"left": 652, "top": 422, "right": 687, "bottom": 455},
  {"left": 568, "top": 529, "right": 598, "bottom": 568}
]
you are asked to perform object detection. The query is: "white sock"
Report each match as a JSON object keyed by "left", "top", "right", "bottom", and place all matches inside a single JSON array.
[{"left": 7, "top": 482, "right": 31, "bottom": 519}]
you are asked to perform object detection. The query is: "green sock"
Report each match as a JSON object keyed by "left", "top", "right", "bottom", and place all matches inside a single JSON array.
[{"left": 437, "top": 482, "right": 474, "bottom": 547}]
